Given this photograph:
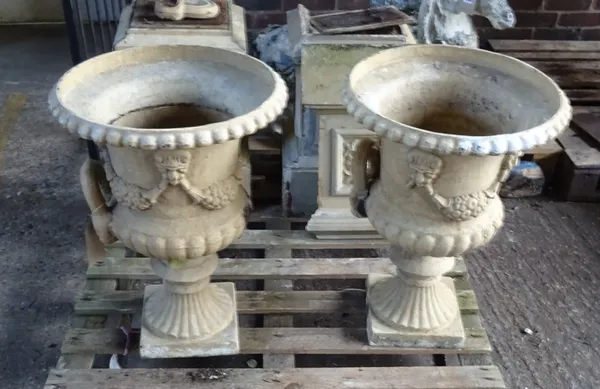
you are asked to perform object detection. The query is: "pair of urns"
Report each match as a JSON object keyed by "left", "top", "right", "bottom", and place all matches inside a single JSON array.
[{"left": 50, "top": 44, "right": 570, "bottom": 354}]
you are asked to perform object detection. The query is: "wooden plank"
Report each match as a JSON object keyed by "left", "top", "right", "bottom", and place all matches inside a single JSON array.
[
  {"left": 544, "top": 75, "right": 600, "bottom": 90},
  {"left": 60, "top": 325, "right": 490, "bottom": 356},
  {"left": 248, "top": 136, "right": 281, "bottom": 155},
  {"left": 501, "top": 51, "right": 600, "bottom": 61},
  {"left": 565, "top": 89, "right": 600, "bottom": 104},
  {"left": 574, "top": 106, "right": 600, "bottom": 115},
  {"left": 571, "top": 113, "right": 600, "bottom": 147},
  {"left": 75, "top": 290, "right": 362, "bottom": 315},
  {"left": 553, "top": 126, "right": 600, "bottom": 201},
  {"left": 444, "top": 316, "right": 492, "bottom": 367},
  {"left": 55, "top": 316, "right": 104, "bottom": 370},
  {"left": 87, "top": 256, "right": 467, "bottom": 280},
  {"left": 527, "top": 60, "right": 600, "bottom": 72},
  {"left": 262, "top": 219, "right": 295, "bottom": 369},
  {"left": 57, "top": 223, "right": 119, "bottom": 369},
  {"left": 45, "top": 366, "right": 506, "bottom": 389},
  {"left": 457, "top": 314, "right": 493, "bottom": 366},
  {"left": 557, "top": 127, "right": 600, "bottom": 168},
  {"left": 489, "top": 40, "right": 600, "bottom": 52},
  {"left": 107, "top": 230, "right": 390, "bottom": 250},
  {"left": 309, "top": 6, "right": 415, "bottom": 35},
  {"left": 74, "top": 288, "right": 478, "bottom": 316},
  {"left": 522, "top": 61, "right": 600, "bottom": 89}
]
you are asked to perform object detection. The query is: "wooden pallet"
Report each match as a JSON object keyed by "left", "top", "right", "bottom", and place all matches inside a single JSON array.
[
  {"left": 45, "top": 221, "right": 506, "bottom": 389},
  {"left": 488, "top": 40, "right": 600, "bottom": 106},
  {"left": 488, "top": 40, "right": 600, "bottom": 200},
  {"left": 553, "top": 113, "right": 600, "bottom": 201}
]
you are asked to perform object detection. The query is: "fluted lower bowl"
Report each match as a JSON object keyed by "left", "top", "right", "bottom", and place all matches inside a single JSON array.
[
  {"left": 342, "top": 44, "right": 572, "bottom": 155},
  {"left": 48, "top": 45, "right": 288, "bottom": 149}
]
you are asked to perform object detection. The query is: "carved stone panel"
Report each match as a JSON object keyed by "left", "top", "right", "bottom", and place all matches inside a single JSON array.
[
  {"left": 308, "top": 110, "right": 380, "bottom": 238},
  {"left": 331, "top": 128, "right": 378, "bottom": 196}
]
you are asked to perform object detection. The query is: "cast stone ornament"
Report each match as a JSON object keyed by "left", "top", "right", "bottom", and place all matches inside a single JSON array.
[
  {"left": 344, "top": 44, "right": 571, "bottom": 347},
  {"left": 49, "top": 45, "right": 288, "bottom": 358}
]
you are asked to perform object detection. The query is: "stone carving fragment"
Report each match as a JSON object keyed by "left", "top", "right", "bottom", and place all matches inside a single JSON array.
[
  {"left": 418, "top": 0, "right": 516, "bottom": 48},
  {"left": 154, "top": 0, "right": 220, "bottom": 21}
]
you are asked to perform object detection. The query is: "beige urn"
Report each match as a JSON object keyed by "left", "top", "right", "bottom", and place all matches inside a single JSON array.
[
  {"left": 48, "top": 45, "right": 287, "bottom": 358},
  {"left": 345, "top": 45, "right": 572, "bottom": 347}
]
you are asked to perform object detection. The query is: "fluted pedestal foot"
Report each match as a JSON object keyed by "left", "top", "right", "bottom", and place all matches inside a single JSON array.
[
  {"left": 141, "top": 283, "right": 239, "bottom": 358},
  {"left": 140, "top": 256, "right": 239, "bottom": 359},
  {"left": 366, "top": 274, "right": 465, "bottom": 348}
]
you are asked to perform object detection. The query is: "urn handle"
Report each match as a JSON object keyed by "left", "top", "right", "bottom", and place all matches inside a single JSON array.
[
  {"left": 80, "top": 158, "right": 116, "bottom": 244},
  {"left": 350, "top": 138, "right": 381, "bottom": 218}
]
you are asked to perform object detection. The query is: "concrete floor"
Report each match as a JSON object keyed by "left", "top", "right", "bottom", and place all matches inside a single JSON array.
[{"left": 1, "top": 25, "right": 600, "bottom": 389}]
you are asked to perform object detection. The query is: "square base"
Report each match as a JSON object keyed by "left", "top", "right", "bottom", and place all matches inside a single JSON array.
[
  {"left": 366, "top": 274, "right": 466, "bottom": 348},
  {"left": 140, "top": 282, "right": 240, "bottom": 359}
]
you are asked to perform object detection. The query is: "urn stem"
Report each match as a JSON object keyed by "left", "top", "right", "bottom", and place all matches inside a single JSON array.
[{"left": 143, "top": 256, "right": 235, "bottom": 340}]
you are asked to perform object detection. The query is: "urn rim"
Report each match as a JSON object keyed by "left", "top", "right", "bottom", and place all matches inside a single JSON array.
[
  {"left": 48, "top": 45, "right": 288, "bottom": 149},
  {"left": 343, "top": 44, "right": 572, "bottom": 156}
]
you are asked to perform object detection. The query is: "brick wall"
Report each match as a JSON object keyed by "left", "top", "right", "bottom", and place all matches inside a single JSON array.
[{"left": 238, "top": 0, "right": 600, "bottom": 40}]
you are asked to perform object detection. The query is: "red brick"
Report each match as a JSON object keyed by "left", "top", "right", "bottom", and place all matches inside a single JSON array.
[
  {"left": 283, "top": 0, "right": 336, "bottom": 11},
  {"left": 515, "top": 11, "right": 558, "bottom": 27},
  {"left": 246, "top": 10, "right": 286, "bottom": 29},
  {"left": 336, "top": 0, "right": 370, "bottom": 10},
  {"left": 558, "top": 11, "right": 600, "bottom": 26},
  {"left": 533, "top": 27, "right": 581, "bottom": 39},
  {"left": 581, "top": 27, "right": 600, "bottom": 38},
  {"left": 478, "top": 27, "right": 534, "bottom": 40},
  {"left": 511, "top": 0, "right": 543, "bottom": 10},
  {"left": 544, "top": 0, "right": 592, "bottom": 10}
]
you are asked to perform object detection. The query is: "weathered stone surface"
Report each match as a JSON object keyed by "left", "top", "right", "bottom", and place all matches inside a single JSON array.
[
  {"left": 418, "top": 0, "right": 516, "bottom": 48},
  {"left": 367, "top": 274, "right": 466, "bottom": 348},
  {"left": 344, "top": 44, "right": 571, "bottom": 346},
  {"left": 140, "top": 283, "right": 240, "bottom": 359},
  {"left": 49, "top": 45, "right": 287, "bottom": 358},
  {"left": 254, "top": 25, "right": 296, "bottom": 85}
]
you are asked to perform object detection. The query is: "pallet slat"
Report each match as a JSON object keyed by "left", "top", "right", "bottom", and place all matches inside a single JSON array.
[
  {"left": 47, "top": 224, "right": 504, "bottom": 389},
  {"left": 87, "top": 256, "right": 467, "bottom": 280},
  {"left": 60, "top": 325, "right": 490, "bottom": 356},
  {"left": 489, "top": 41, "right": 600, "bottom": 92},
  {"left": 262, "top": 219, "right": 296, "bottom": 368},
  {"left": 500, "top": 51, "right": 600, "bottom": 60},
  {"left": 565, "top": 89, "right": 600, "bottom": 104},
  {"left": 74, "top": 288, "right": 478, "bottom": 316},
  {"left": 45, "top": 366, "right": 505, "bottom": 389},
  {"left": 105, "top": 230, "right": 391, "bottom": 250},
  {"left": 489, "top": 39, "right": 600, "bottom": 52},
  {"left": 488, "top": 40, "right": 600, "bottom": 203}
]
